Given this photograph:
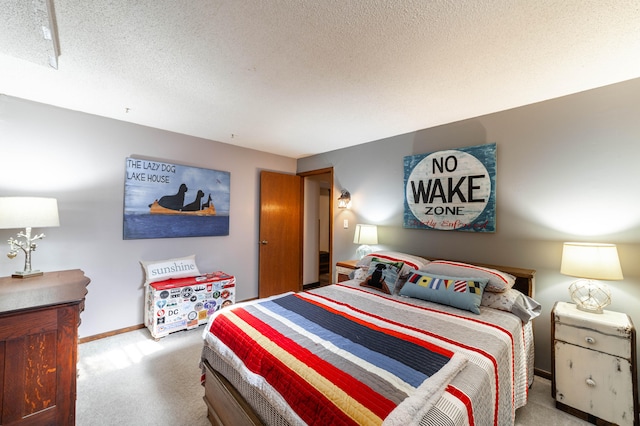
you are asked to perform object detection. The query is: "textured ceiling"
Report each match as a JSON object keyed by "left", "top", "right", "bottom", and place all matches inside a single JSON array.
[{"left": 1, "top": 1, "right": 640, "bottom": 158}]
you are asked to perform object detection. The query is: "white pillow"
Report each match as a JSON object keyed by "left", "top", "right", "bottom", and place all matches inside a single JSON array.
[
  {"left": 141, "top": 254, "right": 201, "bottom": 283},
  {"left": 481, "top": 289, "right": 542, "bottom": 322},
  {"left": 422, "top": 260, "right": 516, "bottom": 293}
]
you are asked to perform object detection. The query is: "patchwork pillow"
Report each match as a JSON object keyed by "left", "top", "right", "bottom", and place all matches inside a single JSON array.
[
  {"left": 357, "top": 251, "right": 430, "bottom": 276},
  {"left": 360, "top": 259, "right": 404, "bottom": 295},
  {"left": 140, "top": 254, "right": 201, "bottom": 283},
  {"left": 399, "top": 272, "right": 488, "bottom": 314},
  {"left": 421, "top": 260, "right": 515, "bottom": 293},
  {"left": 481, "top": 289, "right": 542, "bottom": 322}
]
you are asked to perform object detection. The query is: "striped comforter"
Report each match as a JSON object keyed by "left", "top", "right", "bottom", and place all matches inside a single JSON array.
[{"left": 202, "top": 282, "right": 533, "bottom": 426}]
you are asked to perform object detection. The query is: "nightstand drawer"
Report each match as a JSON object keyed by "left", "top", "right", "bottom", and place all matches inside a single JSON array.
[
  {"left": 555, "top": 341, "right": 634, "bottom": 425},
  {"left": 555, "top": 322, "right": 631, "bottom": 358}
]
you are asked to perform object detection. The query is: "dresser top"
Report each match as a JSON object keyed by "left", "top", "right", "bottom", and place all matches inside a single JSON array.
[
  {"left": 0, "top": 269, "right": 90, "bottom": 315},
  {"left": 553, "top": 301, "right": 633, "bottom": 335}
]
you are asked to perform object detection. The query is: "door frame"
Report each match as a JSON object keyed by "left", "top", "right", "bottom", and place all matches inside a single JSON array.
[{"left": 298, "top": 167, "right": 334, "bottom": 284}]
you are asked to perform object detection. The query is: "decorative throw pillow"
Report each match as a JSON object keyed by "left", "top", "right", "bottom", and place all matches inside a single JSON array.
[
  {"left": 360, "top": 259, "right": 404, "bottom": 295},
  {"left": 399, "top": 272, "right": 488, "bottom": 314},
  {"left": 421, "top": 260, "right": 515, "bottom": 293},
  {"left": 140, "top": 254, "right": 201, "bottom": 283},
  {"left": 481, "top": 289, "right": 542, "bottom": 322}
]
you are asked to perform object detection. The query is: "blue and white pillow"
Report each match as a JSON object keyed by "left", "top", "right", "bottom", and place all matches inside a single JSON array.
[
  {"left": 360, "top": 259, "right": 404, "bottom": 295},
  {"left": 400, "top": 272, "right": 488, "bottom": 314}
]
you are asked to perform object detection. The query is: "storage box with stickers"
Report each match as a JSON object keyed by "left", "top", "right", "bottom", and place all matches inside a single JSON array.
[{"left": 145, "top": 271, "right": 235, "bottom": 339}]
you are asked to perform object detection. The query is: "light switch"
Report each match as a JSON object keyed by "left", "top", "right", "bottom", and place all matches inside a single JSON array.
[{"left": 343, "top": 219, "right": 348, "bottom": 229}]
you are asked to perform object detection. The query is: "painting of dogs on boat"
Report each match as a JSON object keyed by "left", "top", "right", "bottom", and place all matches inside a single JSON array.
[{"left": 123, "top": 157, "right": 230, "bottom": 239}]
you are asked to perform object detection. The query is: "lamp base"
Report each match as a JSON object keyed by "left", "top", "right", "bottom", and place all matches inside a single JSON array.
[
  {"left": 575, "top": 304, "right": 604, "bottom": 314},
  {"left": 569, "top": 279, "right": 610, "bottom": 314},
  {"left": 356, "top": 245, "right": 373, "bottom": 259},
  {"left": 12, "top": 270, "right": 43, "bottom": 279}
]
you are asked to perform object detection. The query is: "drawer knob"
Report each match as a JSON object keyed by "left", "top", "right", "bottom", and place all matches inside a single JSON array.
[
  {"left": 585, "top": 336, "right": 596, "bottom": 344},
  {"left": 585, "top": 378, "right": 596, "bottom": 387}
]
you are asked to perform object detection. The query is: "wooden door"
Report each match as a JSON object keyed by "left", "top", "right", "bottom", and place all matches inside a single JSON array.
[{"left": 259, "top": 171, "right": 303, "bottom": 298}]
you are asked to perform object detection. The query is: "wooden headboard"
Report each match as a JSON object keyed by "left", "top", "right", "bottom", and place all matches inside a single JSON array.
[{"left": 423, "top": 257, "right": 536, "bottom": 297}]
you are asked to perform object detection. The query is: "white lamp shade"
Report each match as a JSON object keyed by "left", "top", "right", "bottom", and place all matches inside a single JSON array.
[
  {"left": 0, "top": 197, "right": 60, "bottom": 229},
  {"left": 560, "top": 242, "right": 623, "bottom": 280},
  {"left": 353, "top": 224, "right": 378, "bottom": 245}
]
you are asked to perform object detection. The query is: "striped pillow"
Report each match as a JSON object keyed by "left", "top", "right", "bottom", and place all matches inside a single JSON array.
[
  {"left": 357, "top": 251, "right": 430, "bottom": 275},
  {"left": 421, "top": 260, "right": 515, "bottom": 293}
]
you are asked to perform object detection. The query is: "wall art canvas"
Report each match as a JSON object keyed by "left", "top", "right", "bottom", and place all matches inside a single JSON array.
[
  {"left": 404, "top": 143, "right": 496, "bottom": 232},
  {"left": 123, "top": 157, "right": 230, "bottom": 239}
]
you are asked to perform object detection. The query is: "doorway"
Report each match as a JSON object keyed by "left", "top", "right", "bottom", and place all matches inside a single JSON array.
[{"left": 299, "top": 168, "right": 333, "bottom": 289}]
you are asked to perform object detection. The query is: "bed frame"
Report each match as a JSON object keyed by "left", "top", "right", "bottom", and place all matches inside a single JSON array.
[{"left": 201, "top": 260, "right": 536, "bottom": 426}]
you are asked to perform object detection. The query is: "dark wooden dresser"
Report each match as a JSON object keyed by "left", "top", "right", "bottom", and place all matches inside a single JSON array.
[{"left": 0, "top": 269, "right": 90, "bottom": 425}]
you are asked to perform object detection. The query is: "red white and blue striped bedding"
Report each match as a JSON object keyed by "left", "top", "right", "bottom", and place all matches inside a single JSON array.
[{"left": 202, "top": 281, "right": 534, "bottom": 426}]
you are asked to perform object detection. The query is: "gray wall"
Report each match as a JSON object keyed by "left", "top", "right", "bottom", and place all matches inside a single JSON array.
[
  {"left": 2, "top": 77, "right": 639, "bottom": 380},
  {"left": 298, "top": 78, "right": 640, "bottom": 378},
  {"left": 0, "top": 95, "right": 296, "bottom": 338}
]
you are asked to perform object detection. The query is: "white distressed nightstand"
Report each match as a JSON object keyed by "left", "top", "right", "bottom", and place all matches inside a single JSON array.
[
  {"left": 335, "top": 259, "right": 358, "bottom": 282},
  {"left": 551, "top": 301, "right": 639, "bottom": 426}
]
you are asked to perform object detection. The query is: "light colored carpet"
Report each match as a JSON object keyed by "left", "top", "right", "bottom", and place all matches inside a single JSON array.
[
  {"left": 515, "top": 375, "right": 592, "bottom": 426},
  {"left": 77, "top": 326, "right": 590, "bottom": 426},
  {"left": 77, "top": 327, "right": 209, "bottom": 426}
]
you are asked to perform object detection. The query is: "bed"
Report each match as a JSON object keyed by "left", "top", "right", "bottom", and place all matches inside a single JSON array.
[{"left": 200, "top": 252, "right": 539, "bottom": 426}]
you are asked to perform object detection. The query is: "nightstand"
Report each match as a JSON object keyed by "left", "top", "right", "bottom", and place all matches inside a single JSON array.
[
  {"left": 335, "top": 259, "right": 359, "bottom": 282},
  {"left": 551, "top": 301, "right": 638, "bottom": 426}
]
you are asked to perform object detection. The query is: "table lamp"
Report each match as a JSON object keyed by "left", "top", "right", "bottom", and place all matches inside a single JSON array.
[
  {"left": 0, "top": 197, "right": 60, "bottom": 278},
  {"left": 353, "top": 224, "right": 378, "bottom": 259},
  {"left": 560, "top": 242, "right": 623, "bottom": 314}
]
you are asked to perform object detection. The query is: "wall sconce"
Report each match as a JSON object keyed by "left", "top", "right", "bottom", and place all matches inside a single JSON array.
[
  {"left": 560, "top": 242, "right": 623, "bottom": 314},
  {"left": 338, "top": 189, "right": 351, "bottom": 209},
  {"left": 0, "top": 197, "right": 60, "bottom": 278},
  {"left": 353, "top": 224, "right": 378, "bottom": 259}
]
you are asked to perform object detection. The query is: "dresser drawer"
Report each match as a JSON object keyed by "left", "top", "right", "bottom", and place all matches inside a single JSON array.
[
  {"left": 555, "top": 341, "right": 635, "bottom": 426},
  {"left": 555, "top": 322, "right": 631, "bottom": 358}
]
